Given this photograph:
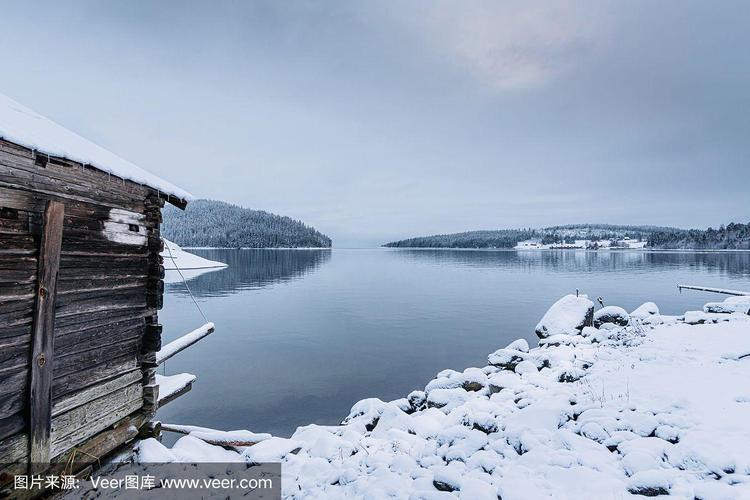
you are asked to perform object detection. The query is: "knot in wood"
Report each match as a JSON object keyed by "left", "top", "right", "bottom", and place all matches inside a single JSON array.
[{"left": 37, "top": 353, "right": 46, "bottom": 367}]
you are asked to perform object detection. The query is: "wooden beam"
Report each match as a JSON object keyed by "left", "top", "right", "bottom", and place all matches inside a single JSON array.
[
  {"left": 28, "top": 200, "right": 64, "bottom": 468},
  {"left": 160, "top": 423, "right": 267, "bottom": 447},
  {"left": 678, "top": 284, "right": 750, "bottom": 296},
  {"left": 156, "top": 322, "right": 215, "bottom": 365}
]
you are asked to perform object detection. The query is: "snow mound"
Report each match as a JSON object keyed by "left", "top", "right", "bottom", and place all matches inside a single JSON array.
[
  {"left": 535, "top": 294, "right": 594, "bottom": 338},
  {"left": 631, "top": 302, "right": 660, "bottom": 319},
  {"left": 162, "top": 239, "right": 227, "bottom": 270}
]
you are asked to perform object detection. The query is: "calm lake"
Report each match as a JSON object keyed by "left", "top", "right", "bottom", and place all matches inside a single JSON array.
[{"left": 156, "top": 249, "right": 750, "bottom": 438}]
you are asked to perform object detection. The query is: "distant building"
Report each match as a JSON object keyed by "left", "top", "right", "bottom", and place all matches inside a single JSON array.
[{"left": 515, "top": 240, "right": 544, "bottom": 249}]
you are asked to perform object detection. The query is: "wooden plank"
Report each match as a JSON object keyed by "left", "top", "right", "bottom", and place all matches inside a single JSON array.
[
  {"left": 678, "top": 284, "right": 750, "bottom": 296},
  {"left": 0, "top": 284, "right": 35, "bottom": 301},
  {"left": 50, "top": 383, "right": 141, "bottom": 441},
  {"left": 0, "top": 384, "right": 26, "bottom": 421},
  {"left": 0, "top": 233, "right": 36, "bottom": 255},
  {"left": 55, "top": 314, "right": 143, "bottom": 344},
  {"left": 54, "top": 290, "right": 147, "bottom": 319},
  {"left": 51, "top": 369, "right": 142, "bottom": 417},
  {"left": 156, "top": 322, "right": 215, "bottom": 365},
  {"left": 0, "top": 309, "right": 33, "bottom": 329},
  {"left": 0, "top": 432, "right": 28, "bottom": 463},
  {"left": 55, "top": 286, "right": 146, "bottom": 309},
  {"left": 0, "top": 412, "right": 146, "bottom": 489},
  {"left": 0, "top": 390, "right": 28, "bottom": 430},
  {"left": 52, "top": 306, "right": 150, "bottom": 335},
  {"left": 0, "top": 296, "right": 35, "bottom": 315},
  {"left": 0, "top": 322, "right": 31, "bottom": 341},
  {"left": 50, "top": 411, "right": 145, "bottom": 467},
  {"left": 0, "top": 369, "right": 28, "bottom": 400},
  {"left": 52, "top": 354, "right": 138, "bottom": 401},
  {"left": 50, "top": 384, "right": 143, "bottom": 458},
  {"left": 0, "top": 150, "right": 149, "bottom": 209},
  {"left": 160, "top": 423, "right": 268, "bottom": 447},
  {"left": 59, "top": 255, "right": 149, "bottom": 271},
  {"left": 0, "top": 267, "right": 36, "bottom": 283},
  {"left": 0, "top": 340, "right": 30, "bottom": 373},
  {"left": 54, "top": 338, "right": 141, "bottom": 379},
  {"left": 0, "top": 183, "right": 154, "bottom": 230},
  {"left": 0, "top": 412, "right": 25, "bottom": 442},
  {"left": 55, "top": 322, "right": 142, "bottom": 359},
  {"left": 57, "top": 276, "right": 147, "bottom": 293},
  {"left": 54, "top": 308, "right": 146, "bottom": 335},
  {"left": 28, "top": 200, "right": 64, "bottom": 466},
  {"left": 0, "top": 174, "right": 144, "bottom": 215}
]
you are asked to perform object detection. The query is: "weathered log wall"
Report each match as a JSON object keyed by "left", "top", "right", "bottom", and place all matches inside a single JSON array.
[{"left": 0, "top": 138, "right": 165, "bottom": 473}]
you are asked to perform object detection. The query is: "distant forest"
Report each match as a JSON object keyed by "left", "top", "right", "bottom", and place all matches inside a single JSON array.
[
  {"left": 384, "top": 223, "right": 750, "bottom": 249},
  {"left": 162, "top": 199, "right": 332, "bottom": 248},
  {"left": 648, "top": 223, "right": 750, "bottom": 250}
]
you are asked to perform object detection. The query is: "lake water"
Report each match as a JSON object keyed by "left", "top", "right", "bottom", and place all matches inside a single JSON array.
[{"left": 156, "top": 249, "right": 750, "bottom": 438}]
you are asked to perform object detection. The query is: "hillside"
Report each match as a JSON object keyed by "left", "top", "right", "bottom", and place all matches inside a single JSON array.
[
  {"left": 383, "top": 224, "right": 673, "bottom": 249},
  {"left": 162, "top": 199, "right": 332, "bottom": 248},
  {"left": 648, "top": 222, "right": 750, "bottom": 250}
]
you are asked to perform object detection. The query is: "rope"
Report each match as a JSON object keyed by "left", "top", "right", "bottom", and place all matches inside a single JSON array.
[{"left": 162, "top": 239, "right": 209, "bottom": 324}]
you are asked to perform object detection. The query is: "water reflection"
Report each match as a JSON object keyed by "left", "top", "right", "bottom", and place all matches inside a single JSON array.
[
  {"left": 165, "top": 249, "right": 331, "bottom": 297},
  {"left": 164, "top": 266, "right": 226, "bottom": 285},
  {"left": 391, "top": 249, "right": 750, "bottom": 278}
]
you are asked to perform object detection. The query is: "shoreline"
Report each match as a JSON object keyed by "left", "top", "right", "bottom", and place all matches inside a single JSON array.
[
  {"left": 183, "top": 246, "right": 332, "bottom": 250},
  {"left": 137, "top": 293, "right": 750, "bottom": 498},
  {"left": 383, "top": 247, "right": 750, "bottom": 253},
  {"left": 185, "top": 246, "right": 750, "bottom": 253}
]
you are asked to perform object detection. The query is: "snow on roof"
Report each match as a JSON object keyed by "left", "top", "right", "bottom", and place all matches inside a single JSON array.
[{"left": 0, "top": 92, "right": 192, "bottom": 203}]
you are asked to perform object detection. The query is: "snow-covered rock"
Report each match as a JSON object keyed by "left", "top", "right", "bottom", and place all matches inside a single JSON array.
[
  {"left": 514, "top": 360, "right": 538, "bottom": 374},
  {"left": 704, "top": 296, "right": 750, "bottom": 315},
  {"left": 630, "top": 301, "right": 660, "bottom": 319},
  {"left": 684, "top": 310, "right": 708, "bottom": 324},
  {"left": 487, "top": 348, "right": 526, "bottom": 370},
  {"left": 242, "top": 437, "right": 303, "bottom": 463},
  {"left": 535, "top": 294, "right": 594, "bottom": 338},
  {"left": 505, "top": 338, "right": 530, "bottom": 353},
  {"left": 593, "top": 306, "right": 630, "bottom": 328}
]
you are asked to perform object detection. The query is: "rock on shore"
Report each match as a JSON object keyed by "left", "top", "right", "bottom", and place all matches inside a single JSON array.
[{"left": 534, "top": 294, "right": 594, "bottom": 338}]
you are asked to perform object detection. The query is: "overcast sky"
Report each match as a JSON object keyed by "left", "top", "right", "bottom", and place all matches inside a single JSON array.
[{"left": 1, "top": 1, "right": 748, "bottom": 246}]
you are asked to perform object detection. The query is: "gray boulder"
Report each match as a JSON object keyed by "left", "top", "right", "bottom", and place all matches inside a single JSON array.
[{"left": 593, "top": 306, "right": 630, "bottom": 328}]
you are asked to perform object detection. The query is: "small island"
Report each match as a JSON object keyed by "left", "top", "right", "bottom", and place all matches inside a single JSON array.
[{"left": 162, "top": 199, "right": 332, "bottom": 249}]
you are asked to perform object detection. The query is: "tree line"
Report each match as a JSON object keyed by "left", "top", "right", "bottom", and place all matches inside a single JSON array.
[
  {"left": 647, "top": 222, "right": 750, "bottom": 249},
  {"left": 162, "top": 199, "right": 332, "bottom": 248},
  {"left": 384, "top": 223, "right": 750, "bottom": 249}
]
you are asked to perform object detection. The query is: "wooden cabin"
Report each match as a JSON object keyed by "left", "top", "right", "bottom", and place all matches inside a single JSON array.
[{"left": 0, "top": 93, "right": 191, "bottom": 484}]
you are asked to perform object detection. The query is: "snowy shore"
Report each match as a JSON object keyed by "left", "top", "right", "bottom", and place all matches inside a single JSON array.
[{"left": 139, "top": 294, "right": 750, "bottom": 498}]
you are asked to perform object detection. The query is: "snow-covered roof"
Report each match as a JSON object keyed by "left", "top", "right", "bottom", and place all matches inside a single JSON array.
[{"left": 0, "top": 92, "right": 192, "bottom": 203}]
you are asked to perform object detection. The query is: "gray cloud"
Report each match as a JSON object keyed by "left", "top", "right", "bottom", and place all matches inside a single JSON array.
[{"left": 0, "top": 0, "right": 747, "bottom": 246}]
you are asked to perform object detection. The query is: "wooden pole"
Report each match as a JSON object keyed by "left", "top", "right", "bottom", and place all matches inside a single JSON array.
[
  {"left": 156, "top": 322, "right": 215, "bottom": 365},
  {"left": 29, "top": 201, "right": 64, "bottom": 468},
  {"left": 677, "top": 284, "right": 750, "bottom": 296}
]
